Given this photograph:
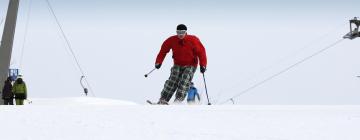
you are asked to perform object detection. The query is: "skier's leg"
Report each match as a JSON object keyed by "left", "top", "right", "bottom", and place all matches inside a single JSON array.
[
  {"left": 4, "top": 99, "right": 9, "bottom": 105},
  {"left": 159, "top": 65, "right": 181, "bottom": 102},
  {"left": 174, "top": 66, "right": 196, "bottom": 102},
  {"left": 15, "top": 99, "right": 20, "bottom": 105},
  {"left": 187, "top": 100, "right": 195, "bottom": 105},
  {"left": 9, "top": 99, "right": 14, "bottom": 105}
]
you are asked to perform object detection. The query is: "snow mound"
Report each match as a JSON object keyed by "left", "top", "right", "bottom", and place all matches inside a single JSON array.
[
  {"left": 1, "top": 99, "right": 360, "bottom": 140},
  {"left": 28, "top": 97, "right": 137, "bottom": 106}
]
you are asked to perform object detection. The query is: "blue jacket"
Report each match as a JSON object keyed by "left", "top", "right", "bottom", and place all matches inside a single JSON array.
[{"left": 187, "top": 86, "right": 200, "bottom": 101}]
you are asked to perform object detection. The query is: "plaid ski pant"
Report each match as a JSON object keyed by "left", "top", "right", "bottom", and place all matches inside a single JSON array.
[{"left": 160, "top": 65, "right": 197, "bottom": 102}]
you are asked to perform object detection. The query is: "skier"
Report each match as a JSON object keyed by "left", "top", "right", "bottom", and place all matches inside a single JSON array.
[
  {"left": 2, "top": 77, "right": 14, "bottom": 105},
  {"left": 187, "top": 82, "right": 200, "bottom": 104},
  {"left": 155, "top": 24, "right": 207, "bottom": 104},
  {"left": 12, "top": 77, "right": 27, "bottom": 105}
]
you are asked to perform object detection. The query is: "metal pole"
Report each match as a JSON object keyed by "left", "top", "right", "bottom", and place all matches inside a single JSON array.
[
  {"left": 0, "top": 0, "right": 20, "bottom": 105},
  {"left": 202, "top": 73, "right": 211, "bottom": 105}
]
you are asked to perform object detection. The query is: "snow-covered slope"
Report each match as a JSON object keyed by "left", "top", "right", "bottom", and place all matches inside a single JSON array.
[
  {"left": 28, "top": 97, "right": 137, "bottom": 106},
  {"left": 1, "top": 97, "right": 360, "bottom": 140}
]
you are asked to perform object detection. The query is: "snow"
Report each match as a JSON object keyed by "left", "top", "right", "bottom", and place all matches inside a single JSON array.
[
  {"left": 1, "top": 97, "right": 360, "bottom": 140},
  {"left": 28, "top": 97, "right": 137, "bottom": 106}
]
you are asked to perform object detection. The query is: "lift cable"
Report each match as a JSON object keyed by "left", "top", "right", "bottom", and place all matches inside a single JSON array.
[
  {"left": 220, "top": 38, "right": 345, "bottom": 104},
  {"left": 19, "top": 0, "right": 32, "bottom": 70},
  {"left": 214, "top": 23, "right": 347, "bottom": 103},
  {"left": 0, "top": 17, "right": 4, "bottom": 27},
  {"left": 0, "top": 17, "right": 4, "bottom": 39},
  {"left": 45, "top": 0, "right": 96, "bottom": 97}
]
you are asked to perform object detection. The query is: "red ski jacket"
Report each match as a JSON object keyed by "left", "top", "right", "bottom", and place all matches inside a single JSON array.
[{"left": 155, "top": 35, "right": 207, "bottom": 67}]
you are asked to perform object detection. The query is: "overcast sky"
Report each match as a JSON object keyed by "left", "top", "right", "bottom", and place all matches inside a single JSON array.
[{"left": 1, "top": 0, "right": 360, "bottom": 104}]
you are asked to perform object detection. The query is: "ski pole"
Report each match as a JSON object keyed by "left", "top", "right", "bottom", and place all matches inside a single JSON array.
[
  {"left": 202, "top": 73, "right": 211, "bottom": 105},
  {"left": 144, "top": 68, "right": 156, "bottom": 78}
]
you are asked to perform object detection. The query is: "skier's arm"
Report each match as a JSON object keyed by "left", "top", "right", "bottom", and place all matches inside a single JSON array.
[
  {"left": 194, "top": 37, "right": 207, "bottom": 67},
  {"left": 24, "top": 83, "right": 27, "bottom": 99},
  {"left": 155, "top": 38, "right": 172, "bottom": 65}
]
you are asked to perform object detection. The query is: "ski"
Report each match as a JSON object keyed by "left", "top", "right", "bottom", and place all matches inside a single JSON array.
[
  {"left": 146, "top": 100, "right": 169, "bottom": 105},
  {"left": 146, "top": 100, "right": 157, "bottom": 105}
]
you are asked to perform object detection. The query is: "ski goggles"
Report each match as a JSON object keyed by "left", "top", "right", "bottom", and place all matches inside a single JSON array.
[{"left": 176, "top": 30, "right": 187, "bottom": 35}]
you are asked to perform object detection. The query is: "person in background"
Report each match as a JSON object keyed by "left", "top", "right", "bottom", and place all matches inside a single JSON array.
[
  {"left": 2, "top": 77, "right": 14, "bottom": 105},
  {"left": 187, "top": 82, "right": 200, "bottom": 104},
  {"left": 12, "top": 77, "right": 27, "bottom": 105}
]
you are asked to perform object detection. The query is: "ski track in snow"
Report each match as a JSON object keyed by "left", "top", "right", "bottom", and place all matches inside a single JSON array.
[{"left": 1, "top": 97, "right": 360, "bottom": 140}]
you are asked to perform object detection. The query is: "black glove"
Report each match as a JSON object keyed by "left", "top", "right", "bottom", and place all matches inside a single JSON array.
[
  {"left": 200, "top": 66, "right": 206, "bottom": 73},
  {"left": 155, "top": 63, "right": 162, "bottom": 69}
]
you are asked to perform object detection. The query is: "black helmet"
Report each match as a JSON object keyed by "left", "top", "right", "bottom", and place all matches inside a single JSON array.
[{"left": 176, "top": 24, "right": 187, "bottom": 30}]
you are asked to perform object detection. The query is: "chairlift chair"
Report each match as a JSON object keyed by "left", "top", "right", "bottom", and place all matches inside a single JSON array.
[
  {"left": 343, "top": 17, "right": 360, "bottom": 40},
  {"left": 80, "top": 76, "right": 88, "bottom": 96}
]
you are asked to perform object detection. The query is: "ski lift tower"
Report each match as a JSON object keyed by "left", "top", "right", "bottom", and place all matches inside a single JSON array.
[
  {"left": 0, "top": 0, "right": 20, "bottom": 104},
  {"left": 343, "top": 17, "right": 360, "bottom": 40}
]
